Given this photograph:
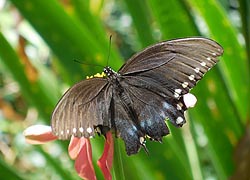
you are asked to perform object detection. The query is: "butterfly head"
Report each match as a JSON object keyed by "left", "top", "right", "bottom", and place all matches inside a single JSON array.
[{"left": 103, "top": 66, "right": 118, "bottom": 78}]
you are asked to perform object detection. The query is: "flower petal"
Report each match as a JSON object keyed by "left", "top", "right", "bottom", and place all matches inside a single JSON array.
[
  {"left": 75, "top": 138, "right": 96, "bottom": 180},
  {"left": 183, "top": 93, "right": 197, "bottom": 108},
  {"left": 68, "top": 136, "right": 85, "bottom": 160},
  {"left": 23, "top": 125, "right": 57, "bottom": 144},
  {"left": 97, "top": 132, "right": 114, "bottom": 180}
]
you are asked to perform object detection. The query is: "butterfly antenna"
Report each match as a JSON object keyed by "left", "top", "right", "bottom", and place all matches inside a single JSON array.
[
  {"left": 106, "top": 35, "right": 112, "bottom": 67},
  {"left": 73, "top": 59, "right": 103, "bottom": 68}
]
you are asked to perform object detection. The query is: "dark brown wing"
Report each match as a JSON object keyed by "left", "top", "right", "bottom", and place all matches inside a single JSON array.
[
  {"left": 119, "top": 37, "right": 223, "bottom": 77},
  {"left": 51, "top": 78, "right": 112, "bottom": 140}
]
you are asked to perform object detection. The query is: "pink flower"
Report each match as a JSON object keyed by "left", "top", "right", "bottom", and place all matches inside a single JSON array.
[{"left": 23, "top": 125, "right": 114, "bottom": 180}]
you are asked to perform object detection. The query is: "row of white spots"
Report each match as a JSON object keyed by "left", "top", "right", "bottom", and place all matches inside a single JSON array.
[
  {"left": 174, "top": 54, "right": 215, "bottom": 99},
  {"left": 170, "top": 53, "right": 219, "bottom": 125},
  {"left": 60, "top": 127, "right": 93, "bottom": 135}
]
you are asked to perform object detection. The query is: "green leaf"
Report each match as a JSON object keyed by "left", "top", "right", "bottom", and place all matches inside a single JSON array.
[
  {"left": 10, "top": 0, "right": 123, "bottom": 84},
  {"left": 148, "top": 0, "right": 199, "bottom": 39},
  {"left": 187, "top": 0, "right": 249, "bottom": 123},
  {"left": 123, "top": 0, "right": 155, "bottom": 47},
  {"left": 0, "top": 32, "right": 55, "bottom": 120}
]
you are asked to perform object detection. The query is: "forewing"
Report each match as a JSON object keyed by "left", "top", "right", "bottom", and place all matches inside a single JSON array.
[
  {"left": 51, "top": 78, "right": 112, "bottom": 140},
  {"left": 119, "top": 37, "right": 223, "bottom": 75}
]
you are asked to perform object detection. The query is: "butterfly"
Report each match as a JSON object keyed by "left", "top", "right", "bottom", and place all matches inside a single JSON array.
[{"left": 51, "top": 37, "right": 223, "bottom": 155}]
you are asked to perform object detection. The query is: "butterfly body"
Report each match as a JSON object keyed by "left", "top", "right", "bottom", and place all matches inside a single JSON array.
[{"left": 51, "top": 37, "right": 223, "bottom": 155}]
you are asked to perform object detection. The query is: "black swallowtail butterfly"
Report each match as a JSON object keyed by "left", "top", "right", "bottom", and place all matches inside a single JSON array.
[{"left": 51, "top": 37, "right": 223, "bottom": 155}]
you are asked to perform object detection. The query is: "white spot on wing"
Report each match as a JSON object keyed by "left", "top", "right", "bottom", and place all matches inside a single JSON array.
[
  {"left": 189, "top": 75, "right": 195, "bottom": 81},
  {"left": 175, "top": 89, "right": 182, "bottom": 94},
  {"left": 87, "top": 127, "right": 92, "bottom": 133},
  {"left": 73, "top": 128, "right": 77, "bottom": 133},
  {"left": 212, "top": 52, "right": 217, "bottom": 56},
  {"left": 176, "top": 117, "right": 184, "bottom": 125},
  {"left": 200, "top": 62, "right": 206, "bottom": 67},
  {"left": 206, "top": 57, "right": 211, "bottom": 61},
  {"left": 194, "top": 67, "right": 200, "bottom": 73},
  {"left": 183, "top": 93, "right": 197, "bottom": 108},
  {"left": 79, "top": 127, "right": 84, "bottom": 133},
  {"left": 182, "top": 82, "right": 188, "bottom": 88},
  {"left": 177, "top": 103, "right": 182, "bottom": 110},
  {"left": 174, "top": 92, "right": 180, "bottom": 98}
]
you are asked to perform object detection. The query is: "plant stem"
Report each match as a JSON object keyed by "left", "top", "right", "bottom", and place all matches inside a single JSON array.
[{"left": 112, "top": 139, "right": 125, "bottom": 180}]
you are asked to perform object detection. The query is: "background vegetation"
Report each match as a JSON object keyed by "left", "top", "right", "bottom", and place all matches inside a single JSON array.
[{"left": 0, "top": 0, "right": 249, "bottom": 179}]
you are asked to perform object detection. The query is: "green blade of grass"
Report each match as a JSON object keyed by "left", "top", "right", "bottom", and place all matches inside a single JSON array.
[
  {"left": 188, "top": 0, "right": 248, "bottom": 123},
  {"left": 148, "top": 0, "right": 199, "bottom": 39},
  {"left": 239, "top": 0, "right": 250, "bottom": 63},
  {"left": 189, "top": 68, "right": 242, "bottom": 179},
  {"left": 123, "top": 0, "right": 155, "bottom": 47},
  {"left": 71, "top": 0, "right": 107, "bottom": 47}
]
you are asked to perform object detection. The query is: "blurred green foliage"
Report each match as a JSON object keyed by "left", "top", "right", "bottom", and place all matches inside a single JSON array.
[{"left": 0, "top": 0, "right": 249, "bottom": 180}]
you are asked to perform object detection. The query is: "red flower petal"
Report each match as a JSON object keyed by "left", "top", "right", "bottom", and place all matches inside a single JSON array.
[
  {"left": 68, "top": 136, "right": 85, "bottom": 160},
  {"left": 23, "top": 125, "right": 57, "bottom": 144},
  {"left": 75, "top": 138, "right": 96, "bottom": 180},
  {"left": 97, "top": 132, "right": 114, "bottom": 180}
]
